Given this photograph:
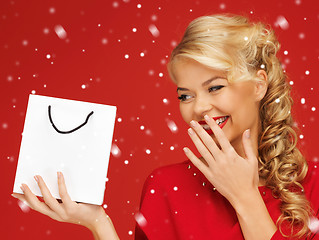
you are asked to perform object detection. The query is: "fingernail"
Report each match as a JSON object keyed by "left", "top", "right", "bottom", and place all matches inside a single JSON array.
[
  {"left": 183, "top": 147, "right": 189, "bottom": 153},
  {"left": 190, "top": 120, "right": 197, "bottom": 128},
  {"left": 34, "top": 175, "right": 38, "bottom": 182},
  {"left": 204, "top": 115, "right": 211, "bottom": 122},
  {"left": 57, "top": 172, "right": 61, "bottom": 179},
  {"left": 11, "top": 194, "right": 17, "bottom": 199},
  {"left": 245, "top": 129, "right": 250, "bottom": 139},
  {"left": 20, "top": 184, "right": 25, "bottom": 192},
  {"left": 188, "top": 128, "right": 194, "bottom": 135}
]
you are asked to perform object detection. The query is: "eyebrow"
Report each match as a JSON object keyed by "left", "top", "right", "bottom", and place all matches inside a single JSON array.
[{"left": 176, "top": 76, "right": 225, "bottom": 92}]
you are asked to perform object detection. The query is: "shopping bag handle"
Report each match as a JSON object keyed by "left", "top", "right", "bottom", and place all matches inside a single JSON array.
[{"left": 48, "top": 105, "right": 94, "bottom": 134}]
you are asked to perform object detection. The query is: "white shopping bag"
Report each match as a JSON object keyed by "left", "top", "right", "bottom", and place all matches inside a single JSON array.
[{"left": 13, "top": 94, "right": 117, "bottom": 205}]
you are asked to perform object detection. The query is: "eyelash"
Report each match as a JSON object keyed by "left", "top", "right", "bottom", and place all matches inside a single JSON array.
[{"left": 177, "top": 86, "right": 224, "bottom": 101}]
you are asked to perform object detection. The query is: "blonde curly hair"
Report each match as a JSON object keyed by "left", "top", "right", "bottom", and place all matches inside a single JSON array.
[{"left": 167, "top": 13, "right": 312, "bottom": 238}]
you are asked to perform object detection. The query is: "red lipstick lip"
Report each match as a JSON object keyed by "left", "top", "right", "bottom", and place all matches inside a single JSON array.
[
  {"left": 198, "top": 116, "right": 229, "bottom": 125},
  {"left": 198, "top": 116, "right": 229, "bottom": 134},
  {"left": 212, "top": 115, "right": 229, "bottom": 121}
]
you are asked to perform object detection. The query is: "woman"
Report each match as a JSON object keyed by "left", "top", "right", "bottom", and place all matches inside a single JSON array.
[{"left": 12, "top": 14, "right": 319, "bottom": 239}]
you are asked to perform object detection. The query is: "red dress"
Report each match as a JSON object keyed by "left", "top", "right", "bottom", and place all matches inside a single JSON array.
[{"left": 134, "top": 159, "right": 319, "bottom": 239}]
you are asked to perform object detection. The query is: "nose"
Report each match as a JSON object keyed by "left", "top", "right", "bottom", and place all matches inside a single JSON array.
[{"left": 193, "top": 94, "right": 213, "bottom": 119}]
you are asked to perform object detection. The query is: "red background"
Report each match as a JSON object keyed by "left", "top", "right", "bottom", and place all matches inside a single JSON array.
[{"left": 1, "top": 0, "right": 318, "bottom": 239}]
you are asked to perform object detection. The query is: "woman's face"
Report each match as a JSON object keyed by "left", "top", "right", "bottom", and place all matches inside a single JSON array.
[{"left": 173, "top": 58, "right": 266, "bottom": 154}]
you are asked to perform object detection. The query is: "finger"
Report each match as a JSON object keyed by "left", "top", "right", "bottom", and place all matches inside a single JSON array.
[
  {"left": 242, "top": 129, "right": 255, "bottom": 161},
  {"left": 20, "top": 184, "right": 41, "bottom": 210},
  {"left": 204, "top": 115, "right": 235, "bottom": 155},
  {"left": 190, "top": 120, "right": 221, "bottom": 160},
  {"left": 57, "top": 172, "right": 74, "bottom": 208},
  {"left": 188, "top": 127, "right": 216, "bottom": 166},
  {"left": 12, "top": 193, "right": 27, "bottom": 202},
  {"left": 35, "top": 175, "right": 66, "bottom": 217},
  {"left": 183, "top": 147, "right": 212, "bottom": 180},
  {"left": 20, "top": 183, "right": 62, "bottom": 221}
]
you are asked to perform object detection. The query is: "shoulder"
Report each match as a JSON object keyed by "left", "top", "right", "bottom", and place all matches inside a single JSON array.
[
  {"left": 138, "top": 159, "right": 191, "bottom": 208},
  {"left": 139, "top": 159, "right": 210, "bottom": 204},
  {"left": 142, "top": 159, "right": 191, "bottom": 189},
  {"left": 148, "top": 159, "right": 191, "bottom": 178},
  {"left": 136, "top": 160, "right": 192, "bottom": 238}
]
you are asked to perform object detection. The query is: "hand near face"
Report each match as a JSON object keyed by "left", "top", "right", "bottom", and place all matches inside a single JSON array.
[{"left": 183, "top": 114, "right": 260, "bottom": 206}]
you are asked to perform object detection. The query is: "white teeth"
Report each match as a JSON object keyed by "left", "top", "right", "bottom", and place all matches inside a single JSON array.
[
  {"left": 216, "top": 116, "right": 228, "bottom": 125},
  {"left": 201, "top": 124, "right": 210, "bottom": 130},
  {"left": 200, "top": 116, "right": 229, "bottom": 130}
]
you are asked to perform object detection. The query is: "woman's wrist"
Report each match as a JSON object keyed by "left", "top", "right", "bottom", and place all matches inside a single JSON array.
[
  {"left": 234, "top": 187, "right": 260, "bottom": 211},
  {"left": 231, "top": 188, "right": 277, "bottom": 240},
  {"left": 226, "top": 186, "right": 260, "bottom": 211},
  {"left": 87, "top": 209, "right": 120, "bottom": 240}
]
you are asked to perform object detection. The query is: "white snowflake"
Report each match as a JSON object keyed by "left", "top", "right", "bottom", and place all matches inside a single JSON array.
[
  {"left": 18, "top": 200, "right": 30, "bottom": 213},
  {"left": 166, "top": 119, "right": 178, "bottom": 133},
  {"left": 308, "top": 217, "right": 319, "bottom": 233},
  {"left": 149, "top": 24, "right": 160, "bottom": 37},
  {"left": 219, "top": 3, "right": 226, "bottom": 9},
  {"left": 135, "top": 212, "right": 147, "bottom": 227},
  {"left": 274, "top": 16, "right": 289, "bottom": 30},
  {"left": 111, "top": 143, "right": 121, "bottom": 157},
  {"left": 101, "top": 38, "right": 108, "bottom": 44},
  {"left": 49, "top": 7, "right": 55, "bottom": 14},
  {"left": 54, "top": 25, "right": 67, "bottom": 39}
]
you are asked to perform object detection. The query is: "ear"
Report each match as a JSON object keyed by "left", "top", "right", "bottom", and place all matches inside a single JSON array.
[{"left": 254, "top": 70, "right": 268, "bottom": 102}]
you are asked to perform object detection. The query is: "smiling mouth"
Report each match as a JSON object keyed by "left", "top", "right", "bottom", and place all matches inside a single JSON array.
[{"left": 198, "top": 116, "right": 229, "bottom": 132}]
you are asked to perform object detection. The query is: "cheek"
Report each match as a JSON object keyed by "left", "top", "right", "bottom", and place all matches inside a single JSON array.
[
  {"left": 179, "top": 104, "right": 191, "bottom": 123},
  {"left": 231, "top": 98, "right": 257, "bottom": 124}
]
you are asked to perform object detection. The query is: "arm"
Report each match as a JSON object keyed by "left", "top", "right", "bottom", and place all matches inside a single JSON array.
[
  {"left": 12, "top": 172, "right": 120, "bottom": 240},
  {"left": 231, "top": 189, "right": 277, "bottom": 240},
  {"left": 88, "top": 214, "right": 120, "bottom": 240}
]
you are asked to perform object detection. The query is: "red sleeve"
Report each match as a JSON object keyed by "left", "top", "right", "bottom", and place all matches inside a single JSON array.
[{"left": 134, "top": 168, "right": 178, "bottom": 240}]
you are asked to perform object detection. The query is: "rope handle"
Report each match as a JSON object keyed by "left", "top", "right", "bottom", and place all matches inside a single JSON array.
[{"left": 48, "top": 105, "right": 94, "bottom": 134}]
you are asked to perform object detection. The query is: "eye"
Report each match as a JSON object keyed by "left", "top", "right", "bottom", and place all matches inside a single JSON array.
[
  {"left": 177, "top": 94, "right": 192, "bottom": 102},
  {"left": 208, "top": 85, "right": 224, "bottom": 92}
]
